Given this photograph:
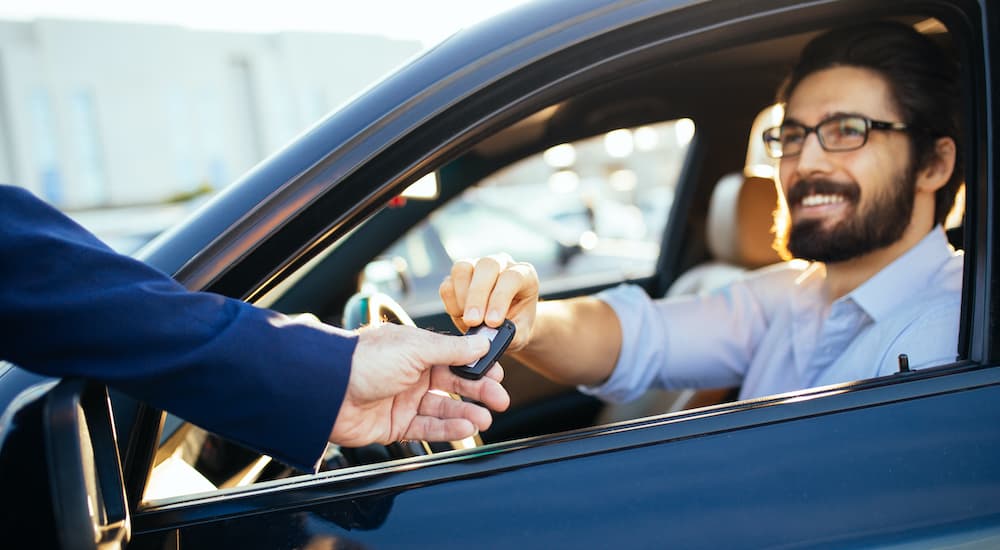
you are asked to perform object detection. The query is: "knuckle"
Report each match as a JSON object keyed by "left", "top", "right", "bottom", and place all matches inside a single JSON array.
[
  {"left": 492, "top": 252, "right": 513, "bottom": 266},
  {"left": 477, "top": 256, "right": 501, "bottom": 272},
  {"left": 439, "top": 276, "right": 453, "bottom": 294},
  {"left": 498, "top": 268, "right": 535, "bottom": 293},
  {"left": 451, "top": 261, "right": 474, "bottom": 278},
  {"left": 497, "top": 268, "right": 523, "bottom": 285},
  {"left": 514, "top": 261, "right": 538, "bottom": 278}
]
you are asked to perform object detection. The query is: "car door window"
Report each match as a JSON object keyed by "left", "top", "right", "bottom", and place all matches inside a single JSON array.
[{"left": 362, "top": 118, "right": 694, "bottom": 314}]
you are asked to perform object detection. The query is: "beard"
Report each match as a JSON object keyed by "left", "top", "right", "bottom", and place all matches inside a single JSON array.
[{"left": 781, "top": 166, "right": 916, "bottom": 263}]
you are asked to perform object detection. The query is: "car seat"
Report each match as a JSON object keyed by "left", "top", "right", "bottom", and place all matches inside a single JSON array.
[
  {"left": 670, "top": 104, "right": 784, "bottom": 296},
  {"left": 667, "top": 171, "right": 781, "bottom": 296}
]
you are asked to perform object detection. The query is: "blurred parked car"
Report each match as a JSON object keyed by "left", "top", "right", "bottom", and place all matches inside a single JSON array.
[{"left": 362, "top": 197, "right": 659, "bottom": 315}]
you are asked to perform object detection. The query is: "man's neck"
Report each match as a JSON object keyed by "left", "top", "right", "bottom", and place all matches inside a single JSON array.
[{"left": 823, "top": 223, "right": 937, "bottom": 302}]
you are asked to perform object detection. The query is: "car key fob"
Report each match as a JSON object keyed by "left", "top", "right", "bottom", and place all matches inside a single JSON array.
[{"left": 450, "top": 319, "right": 516, "bottom": 380}]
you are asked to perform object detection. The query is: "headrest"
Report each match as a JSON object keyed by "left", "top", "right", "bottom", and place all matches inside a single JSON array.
[
  {"left": 705, "top": 173, "right": 781, "bottom": 268},
  {"left": 744, "top": 104, "right": 784, "bottom": 181},
  {"left": 704, "top": 105, "right": 785, "bottom": 268}
]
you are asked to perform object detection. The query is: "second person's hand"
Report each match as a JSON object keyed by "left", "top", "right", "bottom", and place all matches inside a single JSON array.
[
  {"left": 331, "top": 323, "right": 510, "bottom": 448},
  {"left": 439, "top": 253, "right": 539, "bottom": 351}
]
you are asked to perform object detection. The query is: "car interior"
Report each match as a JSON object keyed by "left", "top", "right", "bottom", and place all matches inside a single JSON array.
[{"left": 136, "top": 12, "right": 970, "bottom": 505}]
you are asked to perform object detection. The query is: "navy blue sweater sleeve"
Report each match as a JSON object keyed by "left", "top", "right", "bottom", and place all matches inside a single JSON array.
[{"left": 0, "top": 185, "right": 356, "bottom": 471}]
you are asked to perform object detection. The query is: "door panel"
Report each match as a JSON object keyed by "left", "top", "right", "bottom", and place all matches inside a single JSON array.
[{"left": 130, "top": 374, "right": 1000, "bottom": 549}]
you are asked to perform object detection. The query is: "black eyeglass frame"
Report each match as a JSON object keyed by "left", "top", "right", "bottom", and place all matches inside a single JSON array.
[{"left": 762, "top": 114, "right": 909, "bottom": 159}]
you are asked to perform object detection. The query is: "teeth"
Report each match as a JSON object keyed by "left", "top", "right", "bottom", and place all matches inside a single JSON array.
[{"left": 800, "top": 194, "right": 845, "bottom": 207}]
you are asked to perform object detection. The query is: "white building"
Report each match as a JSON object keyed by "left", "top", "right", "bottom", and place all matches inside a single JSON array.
[{"left": 0, "top": 18, "right": 421, "bottom": 211}]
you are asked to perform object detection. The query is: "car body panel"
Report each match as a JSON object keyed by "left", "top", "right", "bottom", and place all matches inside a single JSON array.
[{"left": 131, "top": 365, "right": 1000, "bottom": 548}]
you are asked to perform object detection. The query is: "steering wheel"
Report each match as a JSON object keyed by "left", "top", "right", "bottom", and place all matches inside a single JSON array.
[
  {"left": 340, "top": 291, "right": 482, "bottom": 464},
  {"left": 342, "top": 291, "right": 417, "bottom": 332}
]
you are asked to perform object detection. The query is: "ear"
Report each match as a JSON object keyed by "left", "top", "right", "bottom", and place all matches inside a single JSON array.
[{"left": 915, "top": 136, "right": 957, "bottom": 193}]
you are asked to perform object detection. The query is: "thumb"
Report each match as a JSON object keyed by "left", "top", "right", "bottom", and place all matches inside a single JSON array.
[{"left": 414, "top": 330, "right": 490, "bottom": 368}]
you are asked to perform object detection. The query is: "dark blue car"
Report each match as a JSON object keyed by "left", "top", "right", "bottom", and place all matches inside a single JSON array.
[{"left": 2, "top": 0, "right": 999, "bottom": 548}]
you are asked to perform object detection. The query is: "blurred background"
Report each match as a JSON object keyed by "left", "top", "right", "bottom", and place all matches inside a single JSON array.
[{"left": 0, "top": 1, "right": 528, "bottom": 252}]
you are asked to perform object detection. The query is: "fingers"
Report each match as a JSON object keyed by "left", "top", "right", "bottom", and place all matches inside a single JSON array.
[
  {"left": 484, "top": 362, "right": 505, "bottom": 383},
  {"left": 462, "top": 254, "right": 509, "bottom": 327},
  {"left": 419, "top": 391, "right": 493, "bottom": 431},
  {"left": 441, "top": 254, "right": 538, "bottom": 333},
  {"left": 485, "top": 262, "right": 538, "bottom": 326},
  {"left": 402, "top": 416, "right": 478, "bottom": 442},
  {"left": 449, "top": 259, "right": 476, "bottom": 313},
  {"left": 394, "top": 365, "right": 509, "bottom": 442},
  {"left": 410, "top": 327, "right": 490, "bottom": 370},
  {"left": 441, "top": 254, "right": 507, "bottom": 330},
  {"left": 352, "top": 324, "right": 492, "bottom": 403},
  {"left": 403, "top": 390, "right": 498, "bottom": 441},
  {"left": 432, "top": 364, "right": 511, "bottom": 413},
  {"left": 440, "top": 274, "right": 467, "bottom": 332}
]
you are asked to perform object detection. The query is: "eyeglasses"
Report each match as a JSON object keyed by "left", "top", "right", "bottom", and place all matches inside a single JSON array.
[{"left": 762, "top": 114, "right": 909, "bottom": 159}]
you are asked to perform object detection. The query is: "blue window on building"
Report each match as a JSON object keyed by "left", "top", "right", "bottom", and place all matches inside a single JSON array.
[
  {"left": 29, "top": 90, "right": 63, "bottom": 204},
  {"left": 70, "top": 89, "right": 108, "bottom": 205}
]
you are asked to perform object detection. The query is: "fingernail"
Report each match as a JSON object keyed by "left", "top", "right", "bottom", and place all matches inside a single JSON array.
[
  {"left": 465, "top": 308, "right": 480, "bottom": 321},
  {"left": 486, "top": 310, "right": 502, "bottom": 324}
]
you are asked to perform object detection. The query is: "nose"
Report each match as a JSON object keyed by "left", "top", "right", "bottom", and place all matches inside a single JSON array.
[
  {"left": 791, "top": 131, "right": 834, "bottom": 177},
  {"left": 779, "top": 131, "right": 832, "bottom": 199}
]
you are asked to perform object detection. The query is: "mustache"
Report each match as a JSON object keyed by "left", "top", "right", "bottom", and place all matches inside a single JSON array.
[{"left": 786, "top": 178, "right": 861, "bottom": 206}]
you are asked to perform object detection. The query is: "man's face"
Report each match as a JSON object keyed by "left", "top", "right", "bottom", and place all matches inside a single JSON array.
[{"left": 777, "top": 66, "right": 916, "bottom": 263}]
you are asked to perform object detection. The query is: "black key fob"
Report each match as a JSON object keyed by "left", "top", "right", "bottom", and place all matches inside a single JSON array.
[{"left": 450, "top": 319, "right": 516, "bottom": 380}]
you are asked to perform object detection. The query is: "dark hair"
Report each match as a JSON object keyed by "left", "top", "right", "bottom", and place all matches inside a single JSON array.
[{"left": 777, "top": 21, "right": 963, "bottom": 225}]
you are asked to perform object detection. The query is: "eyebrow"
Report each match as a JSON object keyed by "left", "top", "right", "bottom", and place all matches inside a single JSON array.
[{"left": 781, "top": 111, "right": 870, "bottom": 126}]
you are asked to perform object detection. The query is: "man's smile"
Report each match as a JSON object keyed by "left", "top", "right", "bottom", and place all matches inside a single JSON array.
[
  {"left": 794, "top": 192, "right": 851, "bottom": 222},
  {"left": 800, "top": 193, "right": 847, "bottom": 207},
  {"left": 787, "top": 179, "right": 861, "bottom": 223}
]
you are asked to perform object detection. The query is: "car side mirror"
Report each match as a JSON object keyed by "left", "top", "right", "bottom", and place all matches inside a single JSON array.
[{"left": 45, "top": 380, "right": 130, "bottom": 550}]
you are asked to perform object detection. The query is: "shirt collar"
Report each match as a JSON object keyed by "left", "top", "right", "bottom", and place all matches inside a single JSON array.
[
  {"left": 788, "top": 260, "right": 827, "bottom": 376},
  {"left": 846, "top": 226, "right": 957, "bottom": 322}
]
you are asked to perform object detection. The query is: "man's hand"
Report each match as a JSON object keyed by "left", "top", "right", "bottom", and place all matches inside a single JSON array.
[
  {"left": 439, "top": 253, "right": 622, "bottom": 387},
  {"left": 439, "top": 253, "right": 539, "bottom": 352},
  {"left": 329, "top": 323, "right": 510, "bottom": 447}
]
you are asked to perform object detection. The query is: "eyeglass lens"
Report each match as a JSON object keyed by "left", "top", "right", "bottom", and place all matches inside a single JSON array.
[{"left": 765, "top": 115, "right": 869, "bottom": 157}]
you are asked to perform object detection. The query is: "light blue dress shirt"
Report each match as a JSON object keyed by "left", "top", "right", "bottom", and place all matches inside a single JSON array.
[{"left": 583, "top": 227, "right": 963, "bottom": 402}]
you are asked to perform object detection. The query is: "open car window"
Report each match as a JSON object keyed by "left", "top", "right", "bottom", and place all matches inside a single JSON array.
[{"left": 140, "top": 118, "right": 697, "bottom": 504}]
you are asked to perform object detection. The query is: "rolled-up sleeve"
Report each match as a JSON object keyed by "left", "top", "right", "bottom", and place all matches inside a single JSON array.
[{"left": 579, "top": 281, "right": 768, "bottom": 403}]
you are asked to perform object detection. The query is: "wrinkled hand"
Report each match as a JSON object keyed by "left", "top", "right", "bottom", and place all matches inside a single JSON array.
[
  {"left": 439, "top": 253, "right": 539, "bottom": 352},
  {"left": 329, "top": 323, "right": 510, "bottom": 447}
]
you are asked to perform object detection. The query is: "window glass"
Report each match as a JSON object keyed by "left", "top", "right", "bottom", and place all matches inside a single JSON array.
[
  {"left": 141, "top": 118, "right": 695, "bottom": 504},
  {"left": 29, "top": 90, "right": 63, "bottom": 204},
  {"left": 363, "top": 118, "right": 695, "bottom": 316},
  {"left": 431, "top": 201, "right": 561, "bottom": 266},
  {"left": 69, "top": 89, "right": 108, "bottom": 206}
]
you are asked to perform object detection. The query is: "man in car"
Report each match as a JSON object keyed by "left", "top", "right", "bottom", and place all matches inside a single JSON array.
[
  {"left": 0, "top": 184, "right": 510, "bottom": 472},
  {"left": 439, "top": 21, "right": 964, "bottom": 403}
]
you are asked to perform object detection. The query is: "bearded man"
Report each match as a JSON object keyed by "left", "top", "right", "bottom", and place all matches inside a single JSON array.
[{"left": 438, "top": 21, "right": 964, "bottom": 402}]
